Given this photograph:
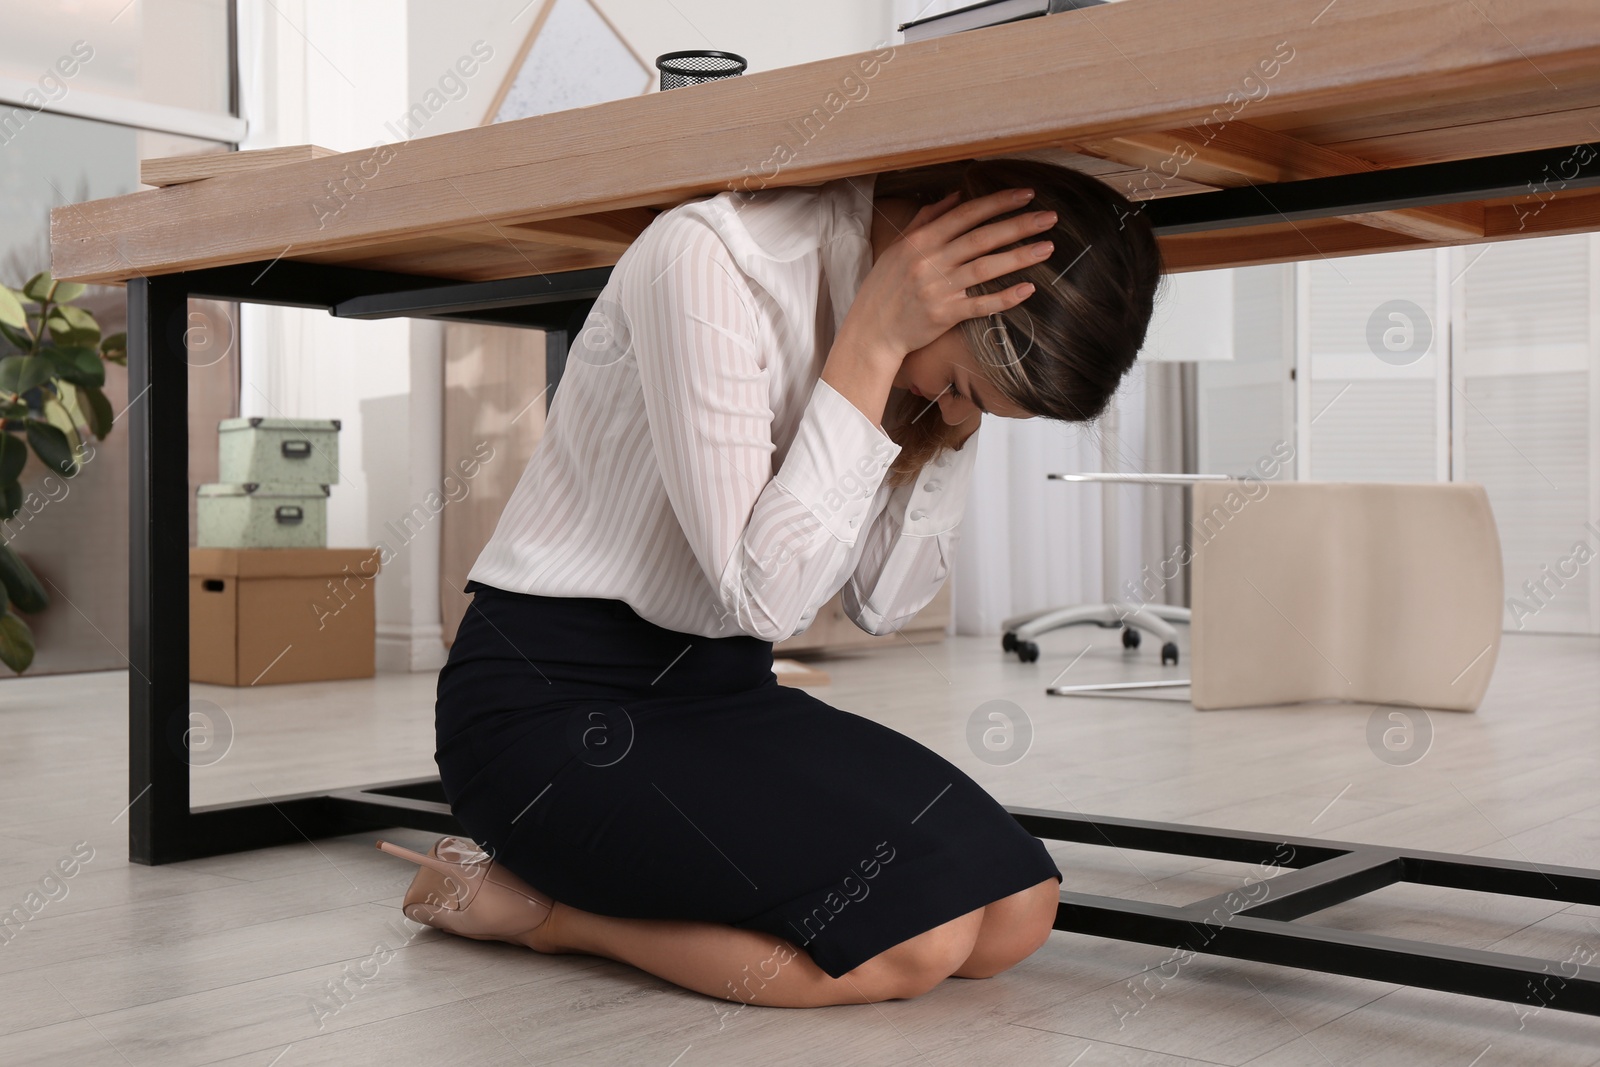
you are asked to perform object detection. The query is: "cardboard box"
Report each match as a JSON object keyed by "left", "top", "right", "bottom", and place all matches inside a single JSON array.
[{"left": 190, "top": 547, "right": 382, "bottom": 686}]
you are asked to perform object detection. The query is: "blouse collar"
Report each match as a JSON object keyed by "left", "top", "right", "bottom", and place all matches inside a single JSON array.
[{"left": 676, "top": 171, "right": 879, "bottom": 343}]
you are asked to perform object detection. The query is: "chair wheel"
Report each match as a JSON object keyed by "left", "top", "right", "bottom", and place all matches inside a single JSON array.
[
  {"left": 1017, "top": 641, "right": 1040, "bottom": 663},
  {"left": 1161, "top": 642, "right": 1179, "bottom": 666},
  {"left": 1002, "top": 632, "right": 1018, "bottom": 653},
  {"left": 1121, "top": 627, "right": 1142, "bottom": 650}
]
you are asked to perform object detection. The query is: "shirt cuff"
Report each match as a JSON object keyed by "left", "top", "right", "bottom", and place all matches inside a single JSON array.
[
  {"left": 901, "top": 421, "right": 981, "bottom": 536},
  {"left": 773, "top": 377, "right": 902, "bottom": 542}
]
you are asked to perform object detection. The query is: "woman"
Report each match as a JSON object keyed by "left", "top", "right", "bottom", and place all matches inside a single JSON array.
[{"left": 377, "top": 156, "right": 1165, "bottom": 1008}]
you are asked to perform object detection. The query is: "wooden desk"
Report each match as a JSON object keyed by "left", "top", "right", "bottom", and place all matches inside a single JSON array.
[
  {"left": 51, "top": 0, "right": 1600, "bottom": 284},
  {"left": 49, "top": 0, "right": 1600, "bottom": 1019}
]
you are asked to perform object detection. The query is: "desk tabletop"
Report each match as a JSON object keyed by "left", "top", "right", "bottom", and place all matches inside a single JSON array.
[{"left": 49, "top": 0, "right": 1600, "bottom": 286}]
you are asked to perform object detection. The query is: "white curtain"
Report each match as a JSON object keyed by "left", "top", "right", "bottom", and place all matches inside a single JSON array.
[
  {"left": 235, "top": 0, "right": 449, "bottom": 671},
  {"left": 950, "top": 371, "right": 1154, "bottom": 635}
]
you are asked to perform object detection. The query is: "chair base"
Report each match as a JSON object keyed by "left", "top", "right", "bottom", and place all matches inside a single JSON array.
[{"left": 1003, "top": 602, "right": 1188, "bottom": 669}]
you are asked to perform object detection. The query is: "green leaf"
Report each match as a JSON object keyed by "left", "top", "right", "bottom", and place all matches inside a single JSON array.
[
  {"left": 0, "top": 356, "right": 54, "bottom": 396},
  {"left": 0, "top": 401, "right": 25, "bottom": 421},
  {"left": 54, "top": 380, "right": 87, "bottom": 435},
  {"left": 0, "top": 320, "right": 30, "bottom": 355},
  {"left": 50, "top": 281, "right": 85, "bottom": 304},
  {"left": 0, "top": 609, "right": 34, "bottom": 674},
  {"left": 0, "top": 543, "right": 47, "bottom": 614},
  {"left": 0, "top": 287, "right": 27, "bottom": 332},
  {"left": 0, "top": 481, "right": 18, "bottom": 522},
  {"left": 0, "top": 432, "right": 23, "bottom": 484},
  {"left": 100, "top": 331, "right": 126, "bottom": 365},
  {"left": 40, "top": 344, "right": 104, "bottom": 389},
  {"left": 21, "top": 273, "right": 53, "bottom": 302},
  {"left": 45, "top": 305, "right": 99, "bottom": 348},
  {"left": 79, "top": 384, "right": 114, "bottom": 439},
  {"left": 39, "top": 397, "right": 84, "bottom": 470},
  {"left": 25, "top": 419, "right": 76, "bottom": 477}
]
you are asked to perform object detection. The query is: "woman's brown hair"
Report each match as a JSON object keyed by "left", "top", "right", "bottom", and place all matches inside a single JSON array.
[{"left": 871, "top": 157, "right": 1167, "bottom": 486}]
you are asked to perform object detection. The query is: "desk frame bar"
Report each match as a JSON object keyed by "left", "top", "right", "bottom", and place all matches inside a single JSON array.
[
  {"left": 124, "top": 262, "right": 609, "bottom": 864},
  {"left": 126, "top": 143, "right": 1600, "bottom": 1017},
  {"left": 1012, "top": 806, "right": 1600, "bottom": 1018},
  {"left": 1145, "top": 140, "right": 1599, "bottom": 234}
]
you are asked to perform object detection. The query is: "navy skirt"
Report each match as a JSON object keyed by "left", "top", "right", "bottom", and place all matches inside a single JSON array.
[{"left": 434, "top": 581, "right": 1062, "bottom": 979}]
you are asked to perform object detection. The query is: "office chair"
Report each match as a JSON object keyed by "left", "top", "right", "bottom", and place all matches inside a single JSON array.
[
  {"left": 1036, "top": 479, "right": 1505, "bottom": 712},
  {"left": 1001, "top": 471, "right": 1228, "bottom": 666}
]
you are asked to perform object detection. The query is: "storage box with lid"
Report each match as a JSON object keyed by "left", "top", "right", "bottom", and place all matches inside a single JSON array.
[
  {"left": 217, "top": 416, "right": 340, "bottom": 485},
  {"left": 196, "top": 482, "right": 330, "bottom": 548},
  {"left": 190, "top": 547, "right": 381, "bottom": 685}
]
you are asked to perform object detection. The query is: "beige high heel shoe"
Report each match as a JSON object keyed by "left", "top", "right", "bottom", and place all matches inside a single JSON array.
[{"left": 375, "top": 835, "right": 555, "bottom": 946}]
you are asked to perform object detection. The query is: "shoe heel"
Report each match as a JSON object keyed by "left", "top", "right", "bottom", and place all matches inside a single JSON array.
[{"left": 376, "top": 838, "right": 481, "bottom": 881}]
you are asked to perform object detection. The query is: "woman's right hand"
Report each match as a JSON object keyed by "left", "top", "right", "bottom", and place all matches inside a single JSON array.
[{"left": 842, "top": 187, "right": 1056, "bottom": 367}]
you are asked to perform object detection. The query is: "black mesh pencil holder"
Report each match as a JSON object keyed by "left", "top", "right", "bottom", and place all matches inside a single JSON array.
[{"left": 656, "top": 50, "right": 748, "bottom": 92}]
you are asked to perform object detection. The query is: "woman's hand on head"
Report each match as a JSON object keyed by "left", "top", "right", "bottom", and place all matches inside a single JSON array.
[{"left": 843, "top": 187, "right": 1055, "bottom": 371}]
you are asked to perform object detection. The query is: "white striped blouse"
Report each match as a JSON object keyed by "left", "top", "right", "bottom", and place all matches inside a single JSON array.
[{"left": 466, "top": 172, "right": 982, "bottom": 642}]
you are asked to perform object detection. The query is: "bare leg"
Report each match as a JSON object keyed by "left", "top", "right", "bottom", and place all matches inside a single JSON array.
[
  {"left": 950, "top": 877, "right": 1061, "bottom": 979},
  {"left": 514, "top": 900, "right": 986, "bottom": 1008}
]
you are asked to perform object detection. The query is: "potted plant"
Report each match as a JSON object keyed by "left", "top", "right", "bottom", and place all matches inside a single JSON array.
[{"left": 0, "top": 270, "right": 125, "bottom": 673}]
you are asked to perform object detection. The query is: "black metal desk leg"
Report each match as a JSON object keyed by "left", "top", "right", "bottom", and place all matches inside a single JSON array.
[{"left": 126, "top": 275, "right": 193, "bottom": 865}]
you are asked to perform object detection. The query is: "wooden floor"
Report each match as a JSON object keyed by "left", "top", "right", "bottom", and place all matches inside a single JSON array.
[{"left": 1, "top": 627, "right": 1597, "bottom": 1065}]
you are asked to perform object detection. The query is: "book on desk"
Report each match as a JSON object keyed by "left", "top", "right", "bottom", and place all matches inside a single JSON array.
[{"left": 898, "top": 0, "right": 1108, "bottom": 44}]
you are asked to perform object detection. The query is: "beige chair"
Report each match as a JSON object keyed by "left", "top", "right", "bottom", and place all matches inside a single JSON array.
[{"left": 1187, "top": 480, "right": 1504, "bottom": 712}]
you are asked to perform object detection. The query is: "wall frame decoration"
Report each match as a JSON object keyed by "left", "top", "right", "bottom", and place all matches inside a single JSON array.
[{"left": 481, "top": 0, "right": 654, "bottom": 126}]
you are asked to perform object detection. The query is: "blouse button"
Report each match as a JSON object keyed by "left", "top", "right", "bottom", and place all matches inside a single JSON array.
[
  {"left": 923, "top": 480, "right": 942, "bottom": 492},
  {"left": 908, "top": 509, "right": 927, "bottom": 521}
]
